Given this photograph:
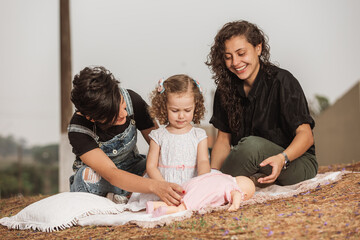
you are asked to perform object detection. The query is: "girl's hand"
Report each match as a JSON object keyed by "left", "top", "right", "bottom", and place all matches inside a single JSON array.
[
  {"left": 257, "top": 154, "right": 284, "bottom": 184},
  {"left": 151, "top": 180, "right": 184, "bottom": 206}
]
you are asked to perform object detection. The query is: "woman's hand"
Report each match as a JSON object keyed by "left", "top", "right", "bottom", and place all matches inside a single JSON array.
[
  {"left": 257, "top": 154, "right": 284, "bottom": 184},
  {"left": 257, "top": 124, "right": 314, "bottom": 184},
  {"left": 150, "top": 180, "right": 184, "bottom": 206}
]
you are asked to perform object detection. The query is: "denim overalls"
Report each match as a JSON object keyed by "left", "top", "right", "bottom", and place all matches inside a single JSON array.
[{"left": 68, "top": 88, "right": 146, "bottom": 196}]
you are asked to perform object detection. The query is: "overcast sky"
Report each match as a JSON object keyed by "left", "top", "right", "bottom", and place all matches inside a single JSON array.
[{"left": 1, "top": 0, "right": 359, "bottom": 147}]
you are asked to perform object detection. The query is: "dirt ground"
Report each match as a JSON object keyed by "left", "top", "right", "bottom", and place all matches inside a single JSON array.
[{"left": 1, "top": 162, "right": 359, "bottom": 240}]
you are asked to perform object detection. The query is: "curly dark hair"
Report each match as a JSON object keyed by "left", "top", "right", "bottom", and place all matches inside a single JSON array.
[
  {"left": 71, "top": 66, "right": 121, "bottom": 127},
  {"left": 205, "top": 20, "right": 274, "bottom": 132},
  {"left": 149, "top": 74, "right": 205, "bottom": 125}
]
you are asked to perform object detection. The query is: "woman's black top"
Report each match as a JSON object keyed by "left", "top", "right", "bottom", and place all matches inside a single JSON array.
[{"left": 210, "top": 65, "right": 315, "bottom": 155}]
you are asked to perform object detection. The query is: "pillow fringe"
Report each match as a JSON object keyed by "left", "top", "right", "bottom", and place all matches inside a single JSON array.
[{"left": 1, "top": 206, "right": 124, "bottom": 232}]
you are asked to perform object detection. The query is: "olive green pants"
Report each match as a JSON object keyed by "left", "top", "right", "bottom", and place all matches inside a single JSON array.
[{"left": 220, "top": 136, "right": 318, "bottom": 186}]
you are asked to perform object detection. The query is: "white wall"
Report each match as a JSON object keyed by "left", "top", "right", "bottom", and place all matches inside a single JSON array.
[{"left": 1, "top": 1, "right": 360, "bottom": 189}]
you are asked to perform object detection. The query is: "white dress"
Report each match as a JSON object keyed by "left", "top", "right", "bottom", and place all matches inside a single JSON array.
[{"left": 126, "top": 126, "right": 207, "bottom": 211}]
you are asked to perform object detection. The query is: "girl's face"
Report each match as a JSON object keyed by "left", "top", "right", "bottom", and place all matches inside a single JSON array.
[
  {"left": 114, "top": 95, "right": 128, "bottom": 125},
  {"left": 166, "top": 90, "right": 195, "bottom": 132},
  {"left": 224, "top": 35, "right": 262, "bottom": 85}
]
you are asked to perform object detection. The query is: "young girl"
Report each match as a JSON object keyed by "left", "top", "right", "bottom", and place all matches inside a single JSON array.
[
  {"left": 127, "top": 74, "right": 211, "bottom": 210},
  {"left": 147, "top": 172, "right": 256, "bottom": 217}
]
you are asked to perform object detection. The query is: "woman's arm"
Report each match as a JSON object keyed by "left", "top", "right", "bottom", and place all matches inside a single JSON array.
[
  {"left": 258, "top": 123, "right": 314, "bottom": 184},
  {"left": 196, "top": 138, "right": 211, "bottom": 175},
  {"left": 80, "top": 148, "right": 183, "bottom": 205},
  {"left": 146, "top": 139, "right": 166, "bottom": 181},
  {"left": 210, "top": 130, "right": 232, "bottom": 170}
]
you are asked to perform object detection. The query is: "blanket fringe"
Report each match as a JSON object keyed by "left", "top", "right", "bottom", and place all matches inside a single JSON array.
[{"left": 130, "top": 210, "right": 194, "bottom": 228}]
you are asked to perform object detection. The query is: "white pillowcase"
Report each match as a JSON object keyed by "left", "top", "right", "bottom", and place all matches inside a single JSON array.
[{"left": 0, "top": 192, "right": 125, "bottom": 232}]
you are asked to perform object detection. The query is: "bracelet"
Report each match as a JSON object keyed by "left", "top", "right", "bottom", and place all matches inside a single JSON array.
[{"left": 281, "top": 152, "right": 290, "bottom": 170}]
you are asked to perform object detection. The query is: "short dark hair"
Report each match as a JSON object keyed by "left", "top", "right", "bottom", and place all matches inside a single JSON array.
[{"left": 71, "top": 66, "right": 121, "bottom": 126}]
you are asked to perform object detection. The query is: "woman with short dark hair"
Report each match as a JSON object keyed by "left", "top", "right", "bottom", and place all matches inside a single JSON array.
[{"left": 68, "top": 66, "right": 183, "bottom": 205}]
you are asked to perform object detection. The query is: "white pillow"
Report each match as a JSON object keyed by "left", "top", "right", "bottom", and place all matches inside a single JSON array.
[{"left": 0, "top": 192, "right": 125, "bottom": 232}]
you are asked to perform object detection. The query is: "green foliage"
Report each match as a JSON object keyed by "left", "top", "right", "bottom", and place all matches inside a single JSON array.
[
  {"left": 0, "top": 163, "right": 59, "bottom": 198},
  {"left": 0, "top": 134, "right": 30, "bottom": 157},
  {"left": 31, "top": 144, "right": 59, "bottom": 164},
  {"left": 315, "top": 94, "right": 330, "bottom": 113},
  {"left": 0, "top": 141, "right": 59, "bottom": 198},
  {"left": 0, "top": 135, "right": 18, "bottom": 157},
  {"left": 309, "top": 94, "right": 331, "bottom": 116}
]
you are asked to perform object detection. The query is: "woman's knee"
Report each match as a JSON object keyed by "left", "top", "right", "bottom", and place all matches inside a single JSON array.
[
  {"left": 221, "top": 136, "right": 281, "bottom": 176},
  {"left": 221, "top": 137, "right": 261, "bottom": 175},
  {"left": 231, "top": 136, "right": 267, "bottom": 159},
  {"left": 239, "top": 136, "right": 272, "bottom": 149}
]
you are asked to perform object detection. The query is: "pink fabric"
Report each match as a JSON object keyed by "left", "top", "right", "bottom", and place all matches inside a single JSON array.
[
  {"left": 181, "top": 172, "right": 243, "bottom": 210},
  {"left": 158, "top": 164, "right": 196, "bottom": 170}
]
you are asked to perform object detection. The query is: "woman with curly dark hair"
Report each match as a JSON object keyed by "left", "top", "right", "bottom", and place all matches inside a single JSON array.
[
  {"left": 68, "top": 66, "right": 183, "bottom": 206},
  {"left": 206, "top": 20, "right": 317, "bottom": 186}
]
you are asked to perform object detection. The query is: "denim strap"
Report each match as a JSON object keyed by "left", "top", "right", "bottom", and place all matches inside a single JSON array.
[
  {"left": 119, "top": 88, "right": 133, "bottom": 116},
  {"left": 67, "top": 124, "right": 99, "bottom": 143}
]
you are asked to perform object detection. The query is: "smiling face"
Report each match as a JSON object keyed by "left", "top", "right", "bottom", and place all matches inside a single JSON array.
[
  {"left": 166, "top": 90, "right": 195, "bottom": 133},
  {"left": 224, "top": 35, "right": 262, "bottom": 85}
]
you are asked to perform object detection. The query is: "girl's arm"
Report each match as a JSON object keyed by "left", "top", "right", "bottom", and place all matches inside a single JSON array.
[
  {"left": 196, "top": 138, "right": 211, "bottom": 175},
  {"left": 258, "top": 123, "right": 314, "bottom": 184},
  {"left": 210, "top": 130, "right": 232, "bottom": 170},
  {"left": 80, "top": 148, "right": 182, "bottom": 205},
  {"left": 146, "top": 139, "right": 165, "bottom": 181}
]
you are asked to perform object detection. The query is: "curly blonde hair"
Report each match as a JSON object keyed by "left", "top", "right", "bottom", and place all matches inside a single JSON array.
[{"left": 149, "top": 74, "right": 205, "bottom": 125}]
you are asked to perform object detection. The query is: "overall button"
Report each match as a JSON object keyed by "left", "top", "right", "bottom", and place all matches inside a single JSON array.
[
  {"left": 113, "top": 149, "right": 118, "bottom": 154},
  {"left": 131, "top": 119, "right": 136, "bottom": 125},
  {"left": 99, "top": 143, "right": 102, "bottom": 147}
]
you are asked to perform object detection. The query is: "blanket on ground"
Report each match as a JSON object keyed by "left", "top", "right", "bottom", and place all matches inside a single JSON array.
[{"left": 0, "top": 171, "right": 347, "bottom": 231}]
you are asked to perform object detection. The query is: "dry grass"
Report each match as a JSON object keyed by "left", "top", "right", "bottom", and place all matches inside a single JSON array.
[{"left": 1, "top": 162, "right": 360, "bottom": 240}]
